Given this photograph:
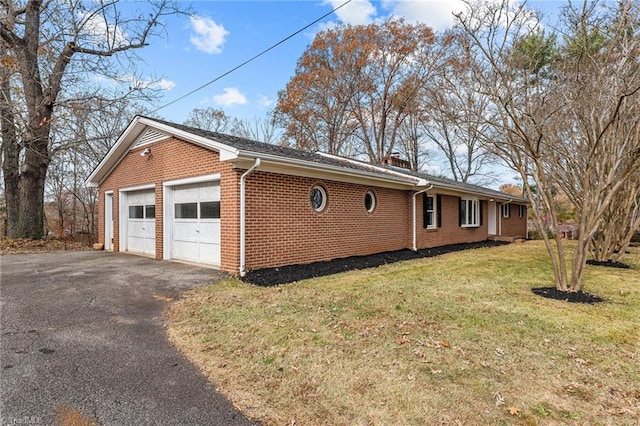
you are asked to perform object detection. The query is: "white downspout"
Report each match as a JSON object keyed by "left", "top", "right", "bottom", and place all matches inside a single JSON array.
[
  {"left": 412, "top": 184, "right": 433, "bottom": 251},
  {"left": 499, "top": 199, "right": 512, "bottom": 236},
  {"left": 240, "top": 158, "right": 261, "bottom": 277}
]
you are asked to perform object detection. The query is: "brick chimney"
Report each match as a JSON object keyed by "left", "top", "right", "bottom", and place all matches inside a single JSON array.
[{"left": 383, "top": 153, "right": 411, "bottom": 169}]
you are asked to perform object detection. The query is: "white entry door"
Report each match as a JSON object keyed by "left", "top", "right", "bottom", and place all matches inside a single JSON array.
[
  {"left": 488, "top": 201, "right": 497, "bottom": 235},
  {"left": 171, "top": 182, "right": 220, "bottom": 266},
  {"left": 127, "top": 189, "right": 156, "bottom": 255},
  {"left": 105, "top": 192, "right": 113, "bottom": 250}
]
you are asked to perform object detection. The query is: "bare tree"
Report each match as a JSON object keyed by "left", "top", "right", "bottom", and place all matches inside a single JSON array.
[
  {"left": 1, "top": 0, "right": 187, "bottom": 239},
  {"left": 184, "top": 107, "right": 232, "bottom": 133},
  {"left": 421, "top": 33, "right": 498, "bottom": 184},
  {"left": 229, "top": 114, "right": 281, "bottom": 144},
  {"left": 455, "top": 0, "right": 640, "bottom": 292}
]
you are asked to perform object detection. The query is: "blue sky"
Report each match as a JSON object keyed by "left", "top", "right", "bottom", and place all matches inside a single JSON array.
[{"left": 134, "top": 0, "right": 565, "bottom": 122}]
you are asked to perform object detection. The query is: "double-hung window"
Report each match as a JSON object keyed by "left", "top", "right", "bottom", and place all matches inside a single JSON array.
[
  {"left": 423, "top": 195, "right": 437, "bottom": 229},
  {"left": 460, "top": 198, "right": 480, "bottom": 227},
  {"left": 501, "top": 203, "right": 511, "bottom": 218}
]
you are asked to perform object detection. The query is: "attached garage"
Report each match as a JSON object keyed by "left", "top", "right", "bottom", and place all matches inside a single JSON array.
[
  {"left": 163, "top": 175, "right": 221, "bottom": 267},
  {"left": 120, "top": 187, "right": 156, "bottom": 256}
]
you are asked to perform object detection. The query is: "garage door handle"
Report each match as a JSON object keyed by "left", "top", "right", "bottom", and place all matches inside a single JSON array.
[{"left": 195, "top": 229, "right": 200, "bottom": 233}]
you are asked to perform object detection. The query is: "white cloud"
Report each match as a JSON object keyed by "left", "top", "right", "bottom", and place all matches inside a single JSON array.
[
  {"left": 324, "top": 0, "right": 377, "bottom": 25},
  {"left": 383, "top": 0, "right": 465, "bottom": 31},
  {"left": 80, "top": 13, "right": 128, "bottom": 49},
  {"left": 153, "top": 78, "right": 176, "bottom": 91},
  {"left": 257, "top": 95, "right": 275, "bottom": 108},
  {"left": 212, "top": 87, "right": 247, "bottom": 106},
  {"left": 189, "top": 15, "right": 229, "bottom": 54}
]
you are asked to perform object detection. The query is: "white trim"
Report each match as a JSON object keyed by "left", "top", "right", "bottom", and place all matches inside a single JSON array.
[
  {"left": 104, "top": 191, "right": 114, "bottom": 251},
  {"left": 164, "top": 173, "right": 221, "bottom": 187},
  {"left": 311, "top": 185, "right": 327, "bottom": 212},
  {"left": 412, "top": 185, "right": 432, "bottom": 251},
  {"left": 317, "top": 152, "right": 427, "bottom": 186},
  {"left": 424, "top": 194, "right": 437, "bottom": 229},
  {"left": 119, "top": 183, "right": 155, "bottom": 193},
  {"left": 364, "top": 191, "right": 376, "bottom": 213},
  {"left": 488, "top": 201, "right": 497, "bottom": 235},
  {"left": 162, "top": 185, "right": 173, "bottom": 261},
  {"left": 460, "top": 197, "right": 480, "bottom": 228}
]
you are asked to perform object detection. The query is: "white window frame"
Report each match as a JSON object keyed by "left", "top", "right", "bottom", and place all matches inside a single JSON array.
[
  {"left": 424, "top": 195, "right": 437, "bottom": 229},
  {"left": 364, "top": 190, "right": 376, "bottom": 213},
  {"left": 519, "top": 204, "right": 526, "bottom": 218},
  {"left": 501, "top": 203, "right": 511, "bottom": 218},
  {"left": 311, "top": 185, "right": 327, "bottom": 212},
  {"left": 461, "top": 198, "right": 480, "bottom": 228}
]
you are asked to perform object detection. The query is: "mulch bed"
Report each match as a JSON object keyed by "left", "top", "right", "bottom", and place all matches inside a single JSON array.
[
  {"left": 531, "top": 287, "right": 604, "bottom": 304},
  {"left": 586, "top": 259, "right": 630, "bottom": 269},
  {"left": 242, "top": 240, "right": 509, "bottom": 286}
]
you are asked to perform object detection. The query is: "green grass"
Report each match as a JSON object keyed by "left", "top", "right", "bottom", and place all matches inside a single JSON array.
[{"left": 167, "top": 241, "right": 640, "bottom": 425}]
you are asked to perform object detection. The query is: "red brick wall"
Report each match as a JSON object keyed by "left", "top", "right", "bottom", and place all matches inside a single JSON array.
[
  {"left": 500, "top": 204, "right": 528, "bottom": 238},
  {"left": 243, "top": 171, "right": 411, "bottom": 270},
  {"left": 415, "top": 194, "right": 490, "bottom": 249},
  {"left": 97, "top": 137, "right": 240, "bottom": 272},
  {"left": 97, "top": 137, "right": 527, "bottom": 273}
]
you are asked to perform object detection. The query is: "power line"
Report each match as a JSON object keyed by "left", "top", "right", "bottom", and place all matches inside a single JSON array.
[{"left": 152, "top": 0, "right": 352, "bottom": 114}]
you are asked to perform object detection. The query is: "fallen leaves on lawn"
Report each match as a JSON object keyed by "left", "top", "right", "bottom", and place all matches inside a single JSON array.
[{"left": 508, "top": 406, "right": 520, "bottom": 416}]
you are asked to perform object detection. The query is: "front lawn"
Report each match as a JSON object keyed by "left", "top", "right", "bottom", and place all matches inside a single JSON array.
[{"left": 167, "top": 241, "right": 640, "bottom": 425}]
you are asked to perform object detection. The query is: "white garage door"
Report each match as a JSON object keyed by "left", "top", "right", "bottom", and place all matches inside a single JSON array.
[
  {"left": 127, "top": 189, "right": 156, "bottom": 255},
  {"left": 171, "top": 182, "right": 220, "bottom": 266}
]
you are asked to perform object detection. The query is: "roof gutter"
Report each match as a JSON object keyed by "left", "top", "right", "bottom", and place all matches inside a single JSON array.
[
  {"left": 412, "top": 184, "right": 433, "bottom": 251},
  {"left": 239, "top": 158, "right": 261, "bottom": 277}
]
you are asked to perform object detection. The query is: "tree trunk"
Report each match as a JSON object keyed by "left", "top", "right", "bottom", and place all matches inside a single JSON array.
[
  {"left": 16, "top": 125, "right": 50, "bottom": 239},
  {"left": 0, "top": 72, "right": 21, "bottom": 238}
]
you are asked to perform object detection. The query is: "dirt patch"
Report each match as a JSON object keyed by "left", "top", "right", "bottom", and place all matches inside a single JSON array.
[
  {"left": 242, "top": 240, "right": 509, "bottom": 286},
  {"left": 531, "top": 287, "right": 604, "bottom": 304},
  {"left": 586, "top": 259, "right": 630, "bottom": 269},
  {"left": 0, "top": 238, "right": 92, "bottom": 255}
]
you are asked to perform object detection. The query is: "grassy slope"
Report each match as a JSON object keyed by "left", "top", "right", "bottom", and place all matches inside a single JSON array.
[{"left": 167, "top": 242, "right": 640, "bottom": 425}]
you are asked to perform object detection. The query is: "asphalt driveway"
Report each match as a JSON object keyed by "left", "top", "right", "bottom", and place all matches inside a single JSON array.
[{"left": 0, "top": 251, "right": 254, "bottom": 425}]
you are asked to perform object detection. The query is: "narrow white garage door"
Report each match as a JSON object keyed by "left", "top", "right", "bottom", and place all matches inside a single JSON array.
[
  {"left": 127, "top": 189, "right": 156, "bottom": 255},
  {"left": 171, "top": 182, "right": 220, "bottom": 266}
]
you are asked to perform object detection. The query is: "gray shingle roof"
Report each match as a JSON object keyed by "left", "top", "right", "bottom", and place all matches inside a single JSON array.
[{"left": 146, "top": 116, "right": 527, "bottom": 203}]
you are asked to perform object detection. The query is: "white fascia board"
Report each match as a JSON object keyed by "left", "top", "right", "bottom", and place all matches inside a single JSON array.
[
  {"left": 84, "top": 116, "right": 240, "bottom": 188},
  {"left": 235, "top": 151, "right": 422, "bottom": 187},
  {"left": 85, "top": 117, "right": 146, "bottom": 187},
  {"left": 136, "top": 118, "right": 239, "bottom": 160}
]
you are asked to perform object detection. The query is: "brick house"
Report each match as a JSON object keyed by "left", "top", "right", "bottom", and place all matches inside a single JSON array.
[{"left": 86, "top": 116, "right": 528, "bottom": 275}]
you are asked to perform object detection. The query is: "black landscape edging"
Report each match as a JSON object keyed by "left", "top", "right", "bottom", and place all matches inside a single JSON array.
[
  {"left": 586, "top": 259, "right": 630, "bottom": 269},
  {"left": 531, "top": 287, "right": 604, "bottom": 304},
  {"left": 242, "top": 240, "right": 508, "bottom": 286}
]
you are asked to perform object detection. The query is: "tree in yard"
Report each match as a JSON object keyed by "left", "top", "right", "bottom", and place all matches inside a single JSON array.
[
  {"left": 274, "top": 24, "right": 362, "bottom": 156},
  {"left": 230, "top": 114, "right": 281, "bottom": 145},
  {"left": 1, "top": 0, "right": 187, "bottom": 239},
  {"left": 275, "top": 19, "right": 440, "bottom": 163},
  {"left": 420, "top": 31, "right": 498, "bottom": 184},
  {"left": 455, "top": 0, "right": 640, "bottom": 292},
  {"left": 184, "top": 107, "right": 232, "bottom": 133}
]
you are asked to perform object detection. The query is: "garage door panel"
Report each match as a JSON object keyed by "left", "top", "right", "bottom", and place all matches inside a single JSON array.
[
  {"left": 198, "top": 242, "right": 220, "bottom": 265},
  {"left": 198, "top": 222, "right": 219, "bottom": 242},
  {"left": 170, "top": 181, "right": 220, "bottom": 266},
  {"left": 126, "top": 189, "right": 155, "bottom": 256}
]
